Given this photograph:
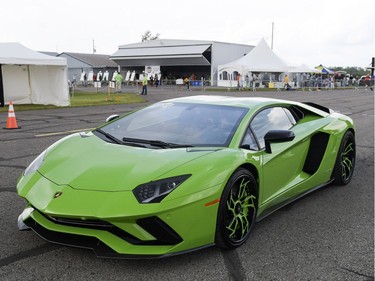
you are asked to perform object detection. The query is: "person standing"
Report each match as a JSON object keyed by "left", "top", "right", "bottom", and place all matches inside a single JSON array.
[
  {"left": 141, "top": 74, "right": 148, "bottom": 95},
  {"left": 154, "top": 74, "right": 159, "bottom": 87},
  {"left": 252, "top": 73, "right": 257, "bottom": 91},
  {"left": 364, "top": 74, "right": 372, "bottom": 90},
  {"left": 283, "top": 74, "right": 289, "bottom": 90},
  {"left": 83, "top": 72, "right": 87, "bottom": 87},
  {"left": 72, "top": 74, "right": 77, "bottom": 87},
  {"left": 352, "top": 76, "right": 357, "bottom": 88},
  {"left": 249, "top": 73, "right": 254, "bottom": 89},
  {"left": 316, "top": 75, "right": 322, "bottom": 91},
  {"left": 184, "top": 77, "right": 190, "bottom": 90},
  {"left": 115, "top": 71, "right": 123, "bottom": 93},
  {"left": 236, "top": 73, "right": 241, "bottom": 90}
]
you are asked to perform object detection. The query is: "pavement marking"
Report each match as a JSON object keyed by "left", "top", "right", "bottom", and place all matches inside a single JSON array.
[{"left": 35, "top": 128, "right": 93, "bottom": 137}]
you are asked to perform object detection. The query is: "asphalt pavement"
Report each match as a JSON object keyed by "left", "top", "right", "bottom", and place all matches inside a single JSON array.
[{"left": 0, "top": 86, "right": 373, "bottom": 281}]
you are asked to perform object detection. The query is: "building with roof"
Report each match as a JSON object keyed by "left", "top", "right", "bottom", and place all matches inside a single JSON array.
[
  {"left": 110, "top": 39, "right": 254, "bottom": 86},
  {"left": 39, "top": 51, "right": 59, "bottom": 57},
  {"left": 57, "top": 52, "right": 118, "bottom": 84}
]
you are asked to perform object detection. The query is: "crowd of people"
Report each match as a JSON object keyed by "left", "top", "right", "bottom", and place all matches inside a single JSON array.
[
  {"left": 294, "top": 73, "right": 373, "bottom": 90},
  {"left": 233, "top": 72, "right": 374, "bottom": 91},
  {"left": 69, "top": 69, "right": 373, "bottom": 93}
]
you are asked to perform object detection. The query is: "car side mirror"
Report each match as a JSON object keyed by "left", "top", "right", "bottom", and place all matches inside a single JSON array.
[
  {"left": 264, "top": 130, "right": 295, "bottom": 153},
  {"left": 106, "top": 114, "right": 119, "bottom": 123}
]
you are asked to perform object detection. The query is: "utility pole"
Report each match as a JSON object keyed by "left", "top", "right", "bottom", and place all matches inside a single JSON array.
[
  {"left": 92, "top": 39, "right": 96, "bottom": 54},
  {"left": 271, "top": 22, "right": 274, "bottom": 50}
]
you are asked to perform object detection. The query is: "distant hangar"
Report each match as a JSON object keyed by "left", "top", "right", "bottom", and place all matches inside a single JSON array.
[{"left": 110, "top": 39, "right": 254, "bottom": 86}]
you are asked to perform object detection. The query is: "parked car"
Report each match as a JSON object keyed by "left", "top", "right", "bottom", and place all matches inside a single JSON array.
[{"left": 17, "top": 96, "right": 356, "bottom": 258}]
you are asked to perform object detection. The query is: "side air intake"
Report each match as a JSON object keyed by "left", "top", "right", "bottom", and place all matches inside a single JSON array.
[{"left": 303, "top": 132, "right": 330, "bottom": 174}]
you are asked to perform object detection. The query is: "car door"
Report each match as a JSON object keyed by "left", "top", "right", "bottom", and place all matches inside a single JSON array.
[{"left": 248, "top": 106, "right": 311, "bottom": 208}]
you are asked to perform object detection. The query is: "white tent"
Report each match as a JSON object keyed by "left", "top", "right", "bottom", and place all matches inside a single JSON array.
[
  {"left": 0, "top": 42, "right": 70, "bottom": 106},
  {"left": 288, "top": 64, "right": 320, "bottom": 73},
  {"left": 218, "top": 38, "right": 289, "bottom": 87}
]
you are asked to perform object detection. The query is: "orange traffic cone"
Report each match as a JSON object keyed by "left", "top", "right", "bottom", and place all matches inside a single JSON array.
[{"left": 4, "top": 101, "right": 20, "bottom": 129}]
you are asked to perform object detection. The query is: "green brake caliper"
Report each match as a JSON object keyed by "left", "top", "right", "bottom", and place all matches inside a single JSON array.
[{"left": 226, "top": 178, "right": 256, "bottom": 240}]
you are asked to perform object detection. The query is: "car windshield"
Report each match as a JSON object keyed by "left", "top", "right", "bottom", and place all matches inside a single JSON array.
[{"left": 98, "top": 102, "right": 248, "bottom": 147}]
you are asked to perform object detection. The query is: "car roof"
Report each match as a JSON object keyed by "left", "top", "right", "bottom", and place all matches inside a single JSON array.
[
  {"left": 162, "top": 95, "right": 292, "bottom": 109},
  {"left": 162, "top": 95, "right": 331, "bottom": 117}
]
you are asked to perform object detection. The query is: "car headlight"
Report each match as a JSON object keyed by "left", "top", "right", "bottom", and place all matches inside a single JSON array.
[
  {"left": 133, "top": 175, "right": 191, "bottom": 203},
  {"left": 24, "top": 150, "right": 47, "bottom": 176}
]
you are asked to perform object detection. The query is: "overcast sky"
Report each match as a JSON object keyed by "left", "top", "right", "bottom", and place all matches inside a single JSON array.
[{"left": 1, "top": 0, "right": 374, "bottom": 68}]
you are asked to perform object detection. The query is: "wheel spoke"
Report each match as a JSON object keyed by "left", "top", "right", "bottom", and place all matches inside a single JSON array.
[
  {"left": 341, "top": 159, "right": 353, "bottom": 179},
  {"left": 242, "top": 195, "right": 256, "bottom": 209},
  {"left": 227, "top": 192, "right": 236, "bottom": 214},
  {"left": 332, "top": 132, "right": 355, "bottom": 186},
  {"left": 238, "top": 214, "right": 249, "bottom": 237},
  {"left": 342, "top": 157, "right": 353, "bottom": 171},
  {"left": 224, "top": 176, "right": 257, "bottom": 242},
  {"left": 343, "top": 142, "right": 354, "bottom": 155},
  {"left": 226, "top": 217, "right": 238, "bottom": 238},
  {"left": 238, "top": 178, "right": 250, "bottom": 201},
  {"left": 341, "top": 141, "right": 354, "bottom": 180}
]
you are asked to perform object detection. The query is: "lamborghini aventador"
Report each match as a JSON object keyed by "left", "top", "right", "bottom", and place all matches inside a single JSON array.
[{"left": 17, "top": 95, "right": 356, "bottom": 258}]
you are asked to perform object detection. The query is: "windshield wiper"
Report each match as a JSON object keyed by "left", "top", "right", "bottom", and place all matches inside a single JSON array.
[
  {"left": 95, "top": 129, "right": 123, "bottom": 144},
  {"left": 122, "top": 137, "right": 194, "bottom": 148},
  {"left": 149, "top": 140, "right": 194, "bottom": 148},
  {"left": 95, "top": 129, "right": 146, "bottom": 147}
]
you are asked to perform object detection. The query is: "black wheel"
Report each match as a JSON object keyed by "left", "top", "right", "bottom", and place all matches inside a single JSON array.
[
  {"left": 332, "top": 130, "right": 356, "bottom": 185},
  {"left": 215, "top": 168, "right": 258, "bottom": 249}
]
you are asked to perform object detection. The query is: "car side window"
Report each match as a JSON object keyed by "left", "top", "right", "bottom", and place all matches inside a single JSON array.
[
  {"left": 241, "top": 128, "right": 259, "bottom": 150},
  {"left": 250, "top": 107, "right": 294, "bottom": 149}
]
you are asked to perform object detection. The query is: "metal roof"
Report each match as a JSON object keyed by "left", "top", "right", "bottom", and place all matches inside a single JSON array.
[
  {"left": 58, "top": 52, "right": 118, "bottom": 68},
  {"left": 111, "top": 39, "right": 212, "bottom": 66},
  {"left": 117, "top": 39, "right": 213, "bottom": 49},
  {"left": 112, "top": 44, "right": 211, "bottom": 57}
]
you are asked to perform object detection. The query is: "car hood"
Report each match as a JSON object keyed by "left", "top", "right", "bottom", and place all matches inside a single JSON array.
[{"left": 38, "top": 132, "right": 218, "bottom": 192}]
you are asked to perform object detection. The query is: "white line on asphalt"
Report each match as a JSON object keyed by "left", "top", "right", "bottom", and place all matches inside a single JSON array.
[{"left": 35, "top": 128, "right": 93, "bottom": 137}]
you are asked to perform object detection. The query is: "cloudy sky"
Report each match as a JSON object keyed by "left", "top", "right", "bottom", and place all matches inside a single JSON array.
[{"left": 1, "top": 0, "right": 374, "bottom": 68}]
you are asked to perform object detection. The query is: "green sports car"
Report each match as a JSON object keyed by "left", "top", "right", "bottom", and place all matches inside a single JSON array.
[{"left": 17, "top": 95, "right": 356, "bottom": 258}]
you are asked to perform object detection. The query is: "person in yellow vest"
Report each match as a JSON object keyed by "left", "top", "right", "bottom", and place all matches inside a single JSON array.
[
  {"left": 184, "top": 77, "right": 190, "bottom": 90},
  {"left": 141, "top": 73, "right": 148, "bottom": 95},
  {"left": 115, "top": 72, "right": 123, "bottom": 93},
  {"left": 283, "top": 74, "right": 290, "bottom": 90}
]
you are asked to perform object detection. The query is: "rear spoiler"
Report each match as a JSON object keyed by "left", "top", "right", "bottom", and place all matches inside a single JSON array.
[{"left": 302, "top": 102, "right": 333, "bottom": 114}]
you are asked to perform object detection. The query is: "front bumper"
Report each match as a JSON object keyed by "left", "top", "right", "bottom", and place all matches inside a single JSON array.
[
  {"left": 17, "top": 196, "right": 218, "bottom": 258},
  {"left": 20, "top": 207, "right": 194, "bottom": 258},
  {"left": 17, "top": 171, "right": 222, "bottom": 258}
]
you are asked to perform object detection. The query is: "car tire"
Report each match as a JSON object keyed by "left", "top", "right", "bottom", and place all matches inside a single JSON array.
[
  {"left": 332, "top": 130, "right": 356, "bottom": 185},
  {"left": 215, "top": 168, "right": 258, "bottom": 249}
]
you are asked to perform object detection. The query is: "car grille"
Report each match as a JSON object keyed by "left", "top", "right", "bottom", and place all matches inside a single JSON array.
[
  {"left": 43, "top": 213, "right": 143, "bottom": 245},
  {"left": 31, "top": 210, "right": 183, "bottom": 246}
]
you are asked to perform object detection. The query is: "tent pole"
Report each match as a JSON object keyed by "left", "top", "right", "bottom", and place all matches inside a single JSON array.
[
  {"left": 27, "top": 65, "right": 33, "bottom": 103},
  {"left": 0, "top": 65, "right": 4, "bottom": 107}
]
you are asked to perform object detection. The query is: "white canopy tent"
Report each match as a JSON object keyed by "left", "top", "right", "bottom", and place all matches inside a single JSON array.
[
  {"left": 288, "top": 64, "right": 320, "bottom": 73},
  {"left": 0, "top": 43, "right": 70, "bottom": 106},
  {"left": 287, "top": 64, "right": 323, "bottom": 89},
  {"left": 218, "top": 38, "right": 290, "bottom": 87}
]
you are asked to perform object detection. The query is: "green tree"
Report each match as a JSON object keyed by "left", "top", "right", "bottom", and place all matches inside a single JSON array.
[
  {"left": 328, "top": 66, "right": 368, "bottom": 77},
  {"left": 141, "top": 30, "right": 160, "bottom": 42}
]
